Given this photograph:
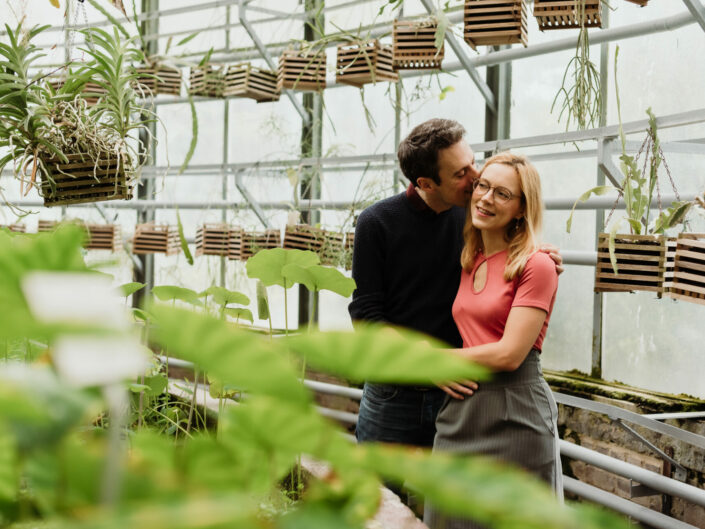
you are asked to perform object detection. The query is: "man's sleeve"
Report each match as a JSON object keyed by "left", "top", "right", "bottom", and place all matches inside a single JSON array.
[{"left": 348, "top": 210, "right": 386, "bottom": 323}]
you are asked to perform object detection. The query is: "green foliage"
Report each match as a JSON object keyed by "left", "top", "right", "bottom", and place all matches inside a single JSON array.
[
  {"left": 566, "top": 185, "right": 614, "bottom": 233},
  {"left": 256, "top": 280, "right": 270, "bottom": 320},
  {"left": 201, "top": 286, "right": 250, "bottom": 308},
  {"left": 246, "top": 248, "right": 320, "bottom": 289},
  {"left": 281, "top": 264, "right": 356, "bottom": 297},
  {"left": 151, "top": 285, "right": 202, "bottom": 307},
  {"left": 286, "top": 323, "right": 489, "bottom": 384},
  {"left": 178, "top": 95, "right": 198, "bottom": 175},
  {"left": 119, "top": 281, "right": 145, "bottom": 298},
  {"left": 175, "top": 209, "right": 194, "bottom": 265},
  {"left": 223, "top": 307, "right": 254, "bottom": 324}
]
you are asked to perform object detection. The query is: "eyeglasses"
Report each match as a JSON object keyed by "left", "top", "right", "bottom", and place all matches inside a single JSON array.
[{"left": 472, "top": 179, "right": 521, "bottom": 204}]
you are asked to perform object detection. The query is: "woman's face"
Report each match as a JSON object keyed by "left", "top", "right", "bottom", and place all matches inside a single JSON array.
[{"left": 470, "top": 163, "right": 524, "bottom": 235}]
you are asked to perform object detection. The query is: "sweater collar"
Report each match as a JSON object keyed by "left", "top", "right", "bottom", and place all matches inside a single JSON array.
[{"left": 405, "top": 183, "right": 434, "bottom": 214}]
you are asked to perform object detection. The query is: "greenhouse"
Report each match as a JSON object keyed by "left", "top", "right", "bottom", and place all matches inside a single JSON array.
[{"left": 0, "top": 0, "right": 704, "bottom": 527}]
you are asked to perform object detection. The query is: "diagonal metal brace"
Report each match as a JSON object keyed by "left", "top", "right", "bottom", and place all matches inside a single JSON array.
[
  {"left": 681, "top": 0, "right": 705, "bottom": 33},
  {"left": 238, "top": 0, "right": 310, "bottom": 125},
  {"left": 597, "top": 138, "right": 624, "bottom": 188},
  {"left": 233, "top": 169, "right": 271, "bottom": 229},
  {"left": 611, "top": 418, "right": 688, "bottom": 482},
  {"left": 418, "top": 0, "right": 497, "bottom": 114}
]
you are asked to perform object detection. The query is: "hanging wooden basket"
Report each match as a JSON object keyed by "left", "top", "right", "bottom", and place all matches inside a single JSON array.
[
  {"left": 85, "top": 224, "right": 121, "bottom": 251},
  {"left": 195, "top": 223, "right": 231, "bottom": 257},
  {"left": 343, "top": 231, "right": 355, "bottom": 270},
  {"left": 135, "top": 65, "right": 182, "bottom": 96},
  {"left": 392, "top": 19, "right": 444, "bottom": 70},
  {"left": 224, "top": 63, "right": 280, "bottom": 102},
  {"left": 189, "top": 64, "right": 226, "bottom": 98},
  {"left": 319, "top": 231, "right": 345, "bottom": 267},
  {"left": 240, "top": 229, "right": 282, "bottom": 261},
  {"left": 283, "top": 224, "right": 325, "bottom": 253},
  {"left": 594, "top": 233, "right": 672, "bottom": 294},
  {"left": 39, "top": 153, "right": 133, "bottom": 207},
  {"left": 667, "top": 234, "right": 705, "bottom": 306},
  {"left": 47, "top": 78, "right": 107, "bottom": 106},
  {"left": 336, "top": 40, "right": 399, "bottom": 87},
  {"left": 277, "top": 48, "right": 327, "bottom": 91},
  {"left": 533, "top": 0, "right": 601, "bottom": 31},
  {"left": 37, "top": 220, "right": 58, "bottom": 232},
  {"left": 132, "top": 223, "right": 180, "bottom": 255},
  {"left": 464, "top": 0, "right": 528, "bottom": 49},
  {"left": 0, "top": 224, "right": 26, "bottom": 233}
]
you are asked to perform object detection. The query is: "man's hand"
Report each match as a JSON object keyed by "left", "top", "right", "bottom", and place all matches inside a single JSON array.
[
  {"left": 539, "top": 243, "right": 564, "bottom": 275},
  {"left": 437, "top": 380, "right": 478, "bottom": 400}
]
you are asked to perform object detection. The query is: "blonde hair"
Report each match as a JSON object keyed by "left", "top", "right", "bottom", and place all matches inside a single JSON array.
[{"left": 460, "top": 152, "right": 543, "bottom": 281}]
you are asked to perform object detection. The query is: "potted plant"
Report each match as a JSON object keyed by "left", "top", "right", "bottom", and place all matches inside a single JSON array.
[
  {"left": 392, "top": 17, "right": 444, "bottom": 70},
  {"left": 533, "top": 0, "right": 601, "bottom": 30},
  {"left": 463, "top": 0, "right": 527, "bottom": 49},
  {"left": 335, "top": 39, "right": 398, "bottom": 87},
  {"left": 132, "top": 223, "right": 181, "bottom": 255},
  {"left": 135, "top": 57, "right": 182, "bottom": 97},
  {"left": 277, "top": 43, "right": 327, "bottom": 91},
  {"left": 223, "top": 62, "right": 280, "bottom": 102}
]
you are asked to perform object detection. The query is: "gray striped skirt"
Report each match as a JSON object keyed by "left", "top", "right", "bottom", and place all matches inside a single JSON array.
[{"left": 424, "top": 349, "right": 562, "bottom": 529}]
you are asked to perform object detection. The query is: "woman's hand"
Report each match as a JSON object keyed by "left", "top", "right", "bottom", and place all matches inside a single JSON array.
[
  {"left": 539, "top": 243, "right": 564, "bottom": 275},
  {"left": 436, "top": 380, "right": 478, "bottom": 400}
]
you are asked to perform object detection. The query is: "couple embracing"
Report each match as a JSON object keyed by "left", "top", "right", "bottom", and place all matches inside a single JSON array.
[{"left": 349, "top": 119, "right": 563, "bottom": 529}]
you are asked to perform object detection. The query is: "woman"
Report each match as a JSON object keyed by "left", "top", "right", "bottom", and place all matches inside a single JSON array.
[{"left": 425, "top": 152, "right": 561, "bottom": 529}]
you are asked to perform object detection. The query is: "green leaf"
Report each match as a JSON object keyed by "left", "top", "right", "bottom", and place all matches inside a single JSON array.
[
  {"left": 434, "top": 9, "right": 450, "bottom": 51},
  {"left": 651, "top": 201, "right": 692, "bottom": 234},
  {"left": 256, "top": 281, "right": 270, "bottom": 320},
  {"left": 131, "top": 307, "right": 152, "bottom": 322},
  {"left": 246, "top": 248, "right": 320, "bottom": 289},
  {"left": 282, "top": 264, "right": 356, "bottom": 297},
  {"left": 566, "top": 185, "right": 615, "bottom": 233},
  {"left": 149, "top": 305, "right": 309, "bottom": 404},
  {"left": 176, "top": 208, "right": 194, "bottom": 265},
  {"left": 0, "top": 429, "right": 16, "bottom": 502},
  {"left": 201, "top": 286, "right": 250, "bottom": 307},
  {"left": 119, "top": 281, "right": 145, "bottom": 297},
  {"left": 223, "top": 307, "right": 254, "bottom": 324},
  {"left": 152, "top": 285, "right": 202, "bottom": 306},
  {"left": 144, "top": 373, "right": 168, "bottom": 396},
  {"left": 285, "top": 324, "right": 489, "bottom": 384},
  {"left": 178, "top": 94, "right": 198, "bottom": 175},
  {"left": 177, "top": 31, "right": 201, "bottom": 47}
]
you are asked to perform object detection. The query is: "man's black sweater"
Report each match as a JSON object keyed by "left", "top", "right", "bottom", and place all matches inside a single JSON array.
[{"left": 348, "top": 187, "right": 465, "bottom": 348}]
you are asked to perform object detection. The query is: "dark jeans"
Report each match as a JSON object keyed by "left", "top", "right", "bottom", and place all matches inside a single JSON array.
[{"left": 356, "top": 382, "right": 446, "bottom": 447}]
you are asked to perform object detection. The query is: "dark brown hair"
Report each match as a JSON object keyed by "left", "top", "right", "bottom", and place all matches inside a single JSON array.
[{"left": 397, "top": 119, "right": 466, "bottom": 186}]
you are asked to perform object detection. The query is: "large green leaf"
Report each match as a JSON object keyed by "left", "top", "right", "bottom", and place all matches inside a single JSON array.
[
  {"left": 119, "top": 281, "right": 145, "bottom": 298},
  {"left": 285, "top": 324, "right": 489, "bottom": 384},
  {"left": 223, "top": 307, "right": 254, "bottom": 324},
  {"left": 359, "top": 444, "right": 631, "bottom": 529},
  {"left": 246, "top": 248, "right": 320, "bottom": 289},
  {"left": 281, "top": 264, "right": 356, "bottom": 297},
  {"left": 149, "top": 305, "right": 309, "bottom": 404},
  {"left": 201, "top": 286, "right": 250, "bottom": 307},
  {"left": 152, "top": 285, "right": 202, "bottom": 307}
]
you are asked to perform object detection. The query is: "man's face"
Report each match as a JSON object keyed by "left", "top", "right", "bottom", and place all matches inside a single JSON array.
[{"left": 432, "top": 140, "right": 478, "bottom": 208}]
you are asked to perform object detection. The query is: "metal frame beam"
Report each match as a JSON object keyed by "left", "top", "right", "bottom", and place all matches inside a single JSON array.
[{"left": 681, "top": 0, "right": 705, "bottom": 32}]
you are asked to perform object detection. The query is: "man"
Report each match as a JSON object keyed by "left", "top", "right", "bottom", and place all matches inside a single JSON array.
[{"left": 349, "top": 118, "right": 561, "bottom": 449}]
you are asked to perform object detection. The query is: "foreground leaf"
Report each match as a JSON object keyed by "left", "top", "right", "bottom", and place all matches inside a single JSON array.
[
  {"left": 247, "top": 248, "right": 319, "bottom": 289},
  {"left": 281, "top": 264, "right": 356, "bottom": 297}
]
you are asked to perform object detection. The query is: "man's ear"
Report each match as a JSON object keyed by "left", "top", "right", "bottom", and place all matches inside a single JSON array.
[{"left": 416, "top": 177, "right": 435, "bottom": 192}]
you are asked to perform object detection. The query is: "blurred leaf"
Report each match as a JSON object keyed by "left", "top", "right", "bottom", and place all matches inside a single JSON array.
[
  {"left": 0, "top": 429, "right": 15, "bottom": 502},
  {"left": 119, "top": 281, "right": 145, "bottom": 298},
  {"left": 176, "top": 31, "right": 201, "bottom": 47},
  {"left": 246, "top": 248, "right": 319, "bottom": 289},
  {"left": 49, "top": 0, "right": 60, "bottom": 6},
  {"left": 176, "top": 209, "right": 194, "bottom": 266},
  {"left": 132, "top": 308, "right": 152, "bottom": 322},
  {"left": 152, "top": 285, "right": 202, "bottom": 306},
  {"left": 201, "top": 286, "right": 250, "bottom": 307},
  {"left": 279, "top": 503, "right": 364, "bottom": 529},
  {"left": 285, "top": 324, "right": 489, "bottom": 384},
  {"left": 149, "top": 305, "right": 309, "bottom": 404},
  {"left": 144, "top": 373, "right": 168, "bottom": 396},
  {"left": 224, "top": 307, "right": 254, "bottom": 324},
  {"left": 208, "top": 376, "right": 239, "bottom": 399},
  {"left": 179, "top": 95, "right": 198, "bottom": 175},
  {"left": 281, "top": 264, "right": 356, "bottom": 297},
  {"left": 256, "top": 281, "right": 270, "bottom": 320}
]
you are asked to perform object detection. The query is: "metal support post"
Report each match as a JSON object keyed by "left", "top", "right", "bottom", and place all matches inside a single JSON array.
[
  {"left": 238, "top": 0, "right": 310, "bottom": 125},
  {"left": 419, "top": 0, "right": 496, "bottom": 113},
  {"left": 221, "top": 6, "right": 231, "bottom": 289},
  {"left": 681, "top": 0, "right": 705, "bottom": 32},
  {"left": 134, "top": 0, "right": 159, "bottom": 310}
]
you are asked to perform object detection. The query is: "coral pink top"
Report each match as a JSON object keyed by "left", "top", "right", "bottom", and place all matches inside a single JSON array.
[{"left": 452, "top": 250, "right": 558, "bottom": 351}]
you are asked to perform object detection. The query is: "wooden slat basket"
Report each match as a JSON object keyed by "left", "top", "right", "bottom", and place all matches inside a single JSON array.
[
  {"left": 533, "top": 0, "right": 601, "bottom": 31},
  {"left": 0, "top": 224, "right": 26, "bottom": 233},
  {"left": 189, "top": 64, "right": 226, "bottom": 98},
  {"left": 135, "top": 65, "right": 182, "bottom": 96},
  {"left": 336, "top": 40, "right": 398, "bottom": 87},
  {"left": 132, "top": 223, "right": 181, "bottom": 255},
  {"left": 278, "top": 48, "right": 327, "bottom": 91},
  {"left": 224, "top": 63, "right": 280, "bottom": 102},
  {"left": 37, "top": 220, "right": 58, "bottom": 232},
  {"left": 464, "top": 0, "right": 527, "bottom": 49},
  {"left": 39, "top": 153, "right": 133, "bottom": 207},
  {"left": 319, "top": 231, "right": 345, "bottom": 267},
  {"left": 85, "top": 224, "right": 121, "bottom": 251},
  {"left": 392, "top": 19, "right": 444, "bottom": 70},
  {"left": 240, "top": 229, "right": 282, "bottom": 261},
  {"left": 195, "top": 223, "right": 231, "bottom": 257},
  {"left": 667, "top": 234, "right": 705, "bottom": 306},
  {"left": 283, "top": 224, "right": 325, "bottom": 253},
  {"left": 594, "top": 233, "right": 671, "bottom": 294},
  {"left": 343, "top": 231, "right": 355, "bottom": 270}
]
